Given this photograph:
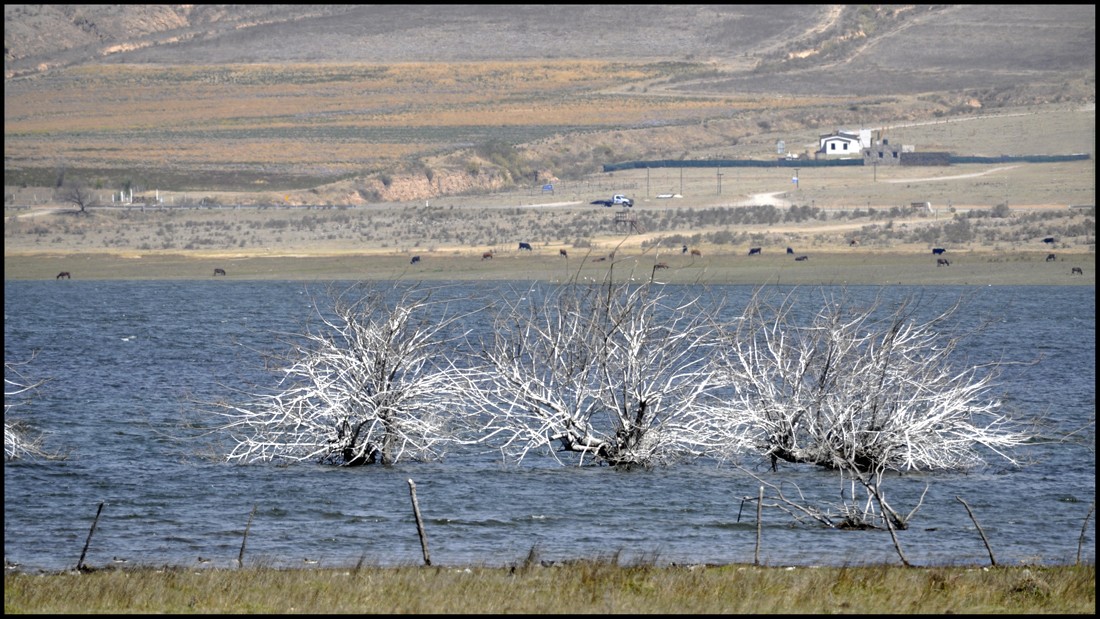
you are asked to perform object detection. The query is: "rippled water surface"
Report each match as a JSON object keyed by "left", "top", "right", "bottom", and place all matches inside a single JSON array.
[{"left": 4, "top": 281, "right": 1095, "bottom": 571}]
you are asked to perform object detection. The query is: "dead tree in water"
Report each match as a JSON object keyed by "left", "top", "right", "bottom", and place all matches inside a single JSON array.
[
  {"left": 463, "top": 278, "right": 746, "bottom": 467},
  {"left": 209, "top": 283, "right": 478, "bottom": 466},
  {"left": 715, "top": 288, "right": 1032, "bottom": 530},
  {"left": 4, "top": 354, "right": 56, "bottom": 461}
]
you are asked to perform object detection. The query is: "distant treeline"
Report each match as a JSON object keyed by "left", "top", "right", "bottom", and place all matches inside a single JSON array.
[{"left": 603, "top": 153, "right": 1090, "bottom": 172}]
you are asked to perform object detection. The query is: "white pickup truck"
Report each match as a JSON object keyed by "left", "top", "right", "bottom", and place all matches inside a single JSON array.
[{"left": 591, "top": 194, "right": 634, "bottom": 207}]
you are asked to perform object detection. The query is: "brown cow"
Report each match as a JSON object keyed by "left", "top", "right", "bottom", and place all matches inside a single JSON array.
[
  {"left": 213, "top": 268, "right": 226, "bottom": 276},
  {"left": 653, "top": 262, "right": 669, "bottom": 270},
  {"left": 482, "top": 251, "right": 493, "bottom": 260},
  {"left": 56, "top": 271, "right": 71, "bottom": 279},
  {"left": 937, "top": 258, "right": 951, "bottom": 267},
  {"left": 560, "top": 249, "right": 568, "bottom": 258},
  {"left": 690, "top": 248, "right": 702, "bottom": 257}
]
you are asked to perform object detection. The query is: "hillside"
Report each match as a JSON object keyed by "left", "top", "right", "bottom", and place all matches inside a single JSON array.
[{"left": 4, "top": 5, "right": 1095, "bottom": 206}]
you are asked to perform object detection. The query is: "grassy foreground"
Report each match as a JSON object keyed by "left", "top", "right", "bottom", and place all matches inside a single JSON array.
[{"left": 4, "top": 562, "right": 1094, "bottom": 614}]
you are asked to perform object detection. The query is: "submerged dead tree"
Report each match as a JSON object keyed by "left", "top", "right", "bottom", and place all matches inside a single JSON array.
[
  {"left": 465, "top": 278, "right": 744, "bottom": 467},
  {"left": 210, "top": 284, "right": 477, "bottom": 466},
  {"left": 4, "top": 355, "right": 54, "bottom": 461},
  {"left": 716, "top": 288, "right": 1032, "bottom": 530}
]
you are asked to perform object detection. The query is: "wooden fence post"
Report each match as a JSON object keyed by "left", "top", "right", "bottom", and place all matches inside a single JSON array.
[
  {"left": 1078, "top": 501, "right": 1095, "bottom": 566},
  {"left": 239, "top": 504, "right": 257, "bottom": 569},
  {"left": 957, "top": 495, "right": 997, "bottom": 567},
  {"left": 754, "top": 485, "right": 763, "bottom": 566},
  {"left": 408, "top": 479, "right": 431, "bottom": 566},
  {"left": 77, "top": 502, "right": 105, "bottom": 572}
]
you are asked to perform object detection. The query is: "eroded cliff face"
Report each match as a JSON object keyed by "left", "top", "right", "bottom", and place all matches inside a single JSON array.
[{"left": 317, "top": 168, "right": 513, "bottom": 206}]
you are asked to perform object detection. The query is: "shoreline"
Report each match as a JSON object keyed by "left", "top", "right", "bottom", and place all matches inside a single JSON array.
[{"left": 5, "top": 250, "right": 1095, "bottom": 286}]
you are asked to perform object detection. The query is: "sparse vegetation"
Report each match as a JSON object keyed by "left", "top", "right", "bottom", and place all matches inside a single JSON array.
[{"left": 4, "top": 563, "right": 1094, "bottom": 614}]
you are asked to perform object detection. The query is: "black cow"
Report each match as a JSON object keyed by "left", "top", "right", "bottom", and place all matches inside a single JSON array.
[
  {"left": 56, "top": 271, "right": 71, "bottom": 279},
  {"left": 213, "top": 268, "right": 226, "bottom": 276},
  {"left": 937, "top": 258, "right": 950, "bottom": 267},
  {"left": 932, "top": 248, "right": 946, "bottom": 255},
  {"left": 1071, "top": 267, "right": 1083, "bottom": 275},
  {"left": 681, "top": 244, "right": 688, "bottom": 254},
  {"left": 1046, "top": 253, "right": 1057, "bottom": 262},
  {"left": 786, "top": 247, "right": 794, "bottom": 255},
  {"left": 748, "top": 247, "right": 761, "bottom": 256},
  {"left": 410, "top": 256, "right": 421, "bottom": 264},
  {"left": 794, "top": 255, "right": 809, "bottom": 261},
  {"left": 1043, "top": 237, "right": 1056, "bottom": 244},
  {"left": 518, "top": 242, "right": 533, "bottom": 251},
  {"left": 560, "top": 249, "right": 568, "bottom": 258}
]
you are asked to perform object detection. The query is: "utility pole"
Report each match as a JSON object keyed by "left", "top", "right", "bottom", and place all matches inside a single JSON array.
[{"left": 717, "top": 165, "right": 723, "bottom": 195}]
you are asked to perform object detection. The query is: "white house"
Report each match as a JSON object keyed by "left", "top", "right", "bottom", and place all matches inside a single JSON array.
[{"left": 818, "top": 129, "right": 871, "bottom": 159}]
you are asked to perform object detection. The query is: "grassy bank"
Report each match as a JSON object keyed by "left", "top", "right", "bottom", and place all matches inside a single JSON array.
[
  {"left": 4, "top": 562, "right": 1094, "bottom": 613},
  {"left": 4, "top": 250, "right": 1094, "bottom": 286}
]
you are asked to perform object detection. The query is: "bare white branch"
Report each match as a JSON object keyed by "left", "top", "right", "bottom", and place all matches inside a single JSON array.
[
  {"left": 717, "top": 288, "right": 1032, "bottom": 529},
  {"left": 463, "top": 280, "right": 750, "bottom": 467},
  {"left": 5, "top": 353, "right": 56, "bottom": 461},
  {"left": 207, "top": 283, "right": 479, "bottom": 466}
]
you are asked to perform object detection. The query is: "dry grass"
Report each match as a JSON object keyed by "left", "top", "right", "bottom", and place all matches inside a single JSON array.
[
  {"left": 3, "top": 61, "right": 776, "bottom": 185},
  {"left": 6, "top": 55, "right": 1092, "bottom": 201},
  {"left": 4, "top": 562, "right": 1094, "bottom": 614}
]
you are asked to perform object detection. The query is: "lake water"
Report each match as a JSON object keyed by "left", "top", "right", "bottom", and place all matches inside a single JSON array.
[{"left": 4, "top": 281, "right": 1095, "bottom": 571}]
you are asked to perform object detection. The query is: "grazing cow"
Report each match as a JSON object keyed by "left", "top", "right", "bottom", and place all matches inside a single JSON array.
[
  {"left": 690, "top": 248, "right": 702, "bottom": 257},
  {"left": 1043, "top": 237, "right": 1056, "bottom": 244},
  {"left": 681, "top": 244, "right": 688, "bottom": 254},
  {"left": 937, "top": 258, "right": 951, "bottom": 267},
  {"left": 849, "top": 238, "right": 859, "bottom": 246},
  {"left": 518, "top": 242, "right": 533, "bottom": 251},
  {"left": 482, "top": 251, "right": 493, "bottom": 260},
  {"left": 786, "top": 247, "right": 794, "bottom": 255},
  {"left": 594, "top": 256, "right": 606, "bottom": 262},
  {"left": 213, "top": 268, "right": 226, "bottom": 276},
  {"left": 1046, "top": 253, "right": 1056, "bottom": 262},
  {"left": 1071, "top": 267, "right": 1083, "bottom": 275},
  {"left": 560, "top": 249, "right": 568, "bottom": 258},
  {"left": 410, "top": 256, "right": 421, "bottom": 264},
  {"left": 795, "top": 255, "right": 809, "bottom": 261},
  {"left": 56, "top": 271, "right": 71, "bottom": 279},
  {"left": 932, "top": 248, "right": 946, "bottom": 255},
  {"left": 653, "top": 262, "right": 669, "bottom": 270},
  {"left": 748, "top": 247, "right": 761, "bottom": 256}
]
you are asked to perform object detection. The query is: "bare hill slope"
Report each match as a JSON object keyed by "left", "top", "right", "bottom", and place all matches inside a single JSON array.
[
  {"left": 4, "top": 5, "right": 1094, "bottom": 206},
  {"left": 6, "top": 4, "right": 1094, "bottom": 97}
]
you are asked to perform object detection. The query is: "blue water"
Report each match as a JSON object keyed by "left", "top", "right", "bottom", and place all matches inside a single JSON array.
[{"left": 4, "top": 281, "right": 1095, "bottom": 571}]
